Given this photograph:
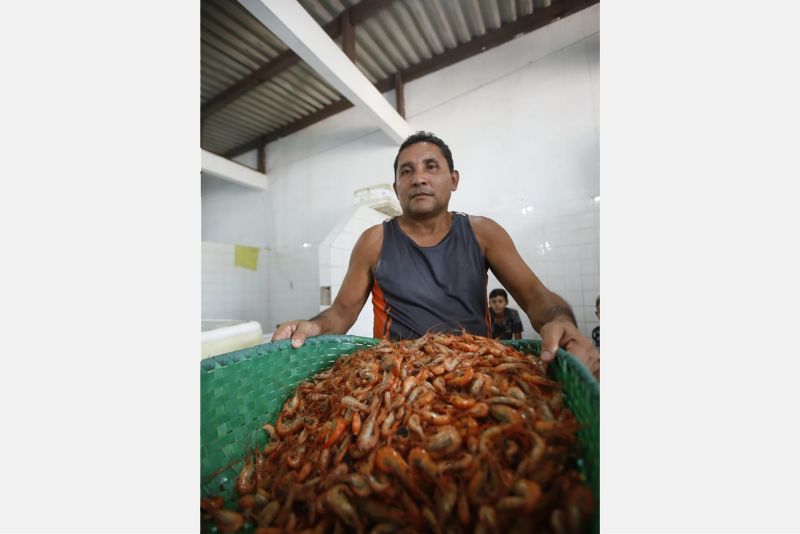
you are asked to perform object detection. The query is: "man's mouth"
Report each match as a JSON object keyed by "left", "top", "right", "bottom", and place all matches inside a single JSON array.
[{"left": 410, "top": 192, "right": 433, "bottom": 199}]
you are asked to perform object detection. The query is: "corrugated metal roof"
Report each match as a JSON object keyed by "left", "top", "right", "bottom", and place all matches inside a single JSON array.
[{"left": 201, "top": 0, "right": 593, "bottom": 157}]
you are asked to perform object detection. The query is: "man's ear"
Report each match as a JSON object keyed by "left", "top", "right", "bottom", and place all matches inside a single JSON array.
[
  {"left": 392, "top": 180, "right": 398, "bottom": 197},
  {"left": 451, "top": 170, "right": 460, "bottom": 191}
]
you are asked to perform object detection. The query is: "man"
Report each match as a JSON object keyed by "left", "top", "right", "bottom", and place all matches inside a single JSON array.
[
  {"left": 489, "top": 288, "right": 523, "bottom": 340},
  {"left": 273, "top": 132, "right": 599, "bottom": 375}
]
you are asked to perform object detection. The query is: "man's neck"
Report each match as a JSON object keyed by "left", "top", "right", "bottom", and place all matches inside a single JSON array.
[{"left": 397, "top": 211, "right": 453, "bottom": 239}]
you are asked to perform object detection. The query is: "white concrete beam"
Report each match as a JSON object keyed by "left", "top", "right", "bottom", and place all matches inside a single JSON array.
[
  {"left": 238, "top": 0, "right": 414, "bottom": 144},
  {"left": 201, "top": 149, "right": 268, "bottom": 191}
]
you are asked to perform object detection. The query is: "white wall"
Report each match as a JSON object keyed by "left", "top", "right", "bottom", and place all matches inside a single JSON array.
[
  {"left": 201, "top": 173, "right": 272, "bottom": 246},
  {"left": 213, "top": 4, "right": 600, "bottom": 339},
  {"left": 201, "top": 241, "right": 270, "bottom": 332},
  {"left": 319, "top": 205, "right": 389, "bottom": 337}
]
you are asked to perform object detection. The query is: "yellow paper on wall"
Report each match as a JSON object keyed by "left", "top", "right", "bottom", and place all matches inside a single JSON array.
[{"left": 234, "top": 245, "right": 259, "bottom": 271}]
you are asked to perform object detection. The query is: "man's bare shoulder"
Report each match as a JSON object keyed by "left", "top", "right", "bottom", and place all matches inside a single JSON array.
[
  {"left": 352, "top": 222, "right": 385, "bottom": 265},
  {"left": 468, "top": 215, "right": 506, "bottom": 240},
  {"left": 359, "top": 223, "right": 384, "bottom": 247}
]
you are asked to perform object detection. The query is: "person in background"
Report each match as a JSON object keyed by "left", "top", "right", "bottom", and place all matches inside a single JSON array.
[
  {"left": 489, "top": 288, "right": 523, "bottom": 340},
  {"left": 273, "top": 131, "right": 599, "bottom": 375},
  {"left": 592, "top": 295, "right": 600, "bottom": 350}
]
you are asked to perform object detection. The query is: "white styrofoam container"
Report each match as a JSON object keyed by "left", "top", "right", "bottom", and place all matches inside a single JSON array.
[{"left": 201, "top": 319, "right": 263, "bottom": 359}]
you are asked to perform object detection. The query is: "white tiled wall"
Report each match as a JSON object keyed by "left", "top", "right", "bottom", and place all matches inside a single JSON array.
[
  {"left": 486, "top": 198, "right": 600, "bottom": 339},
  {"left": 210, "top": 5, "right": 600, "bottom": 340},
  {"left": 265, "top": 244, "right": 319, "bottom": 333},
  {"left": 201, "top": 241, "right": 270, "bottom": 332},
  {"left": 319, "top": 205, "right": 389, "bottom": 337}
]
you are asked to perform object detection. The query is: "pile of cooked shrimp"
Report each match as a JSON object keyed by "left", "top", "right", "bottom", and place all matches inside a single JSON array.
[{"left": 201, "top": 333, "right": 594, "bottom": 533}]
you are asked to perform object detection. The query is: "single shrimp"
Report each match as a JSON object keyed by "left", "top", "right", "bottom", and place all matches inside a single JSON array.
[
  {"left": 507, "top": 386, "right": 526, "bottom": 401},
  {"left": 468, "top": 402, "right": 489, "bottom": 418},
  {"left": 374, "top": 446, "right": 421, "bottom": 498},
  {"left": 318, "top": 446, "right": 332, "bottom": 471},
  {"left": 434, "top": 476, "right": 458, "bottom": 524},
  {"left": 262, "top": 423, "right": 279, "bottom": 442},
  {"left": 479, "top": 424, "right": 510, "bottom": 454},
  {"left": 236, "top": 457, "right": 256, "bottom": 495},
  {"left": 238, "top": 494, "right": 255, "bottom": 511},
  {"left": 407, "top": 413, "right": 425, "bottom": 439},
  {"left": 341, "top": 396, "right": 370, "bottom": 413},
  {"left": 346, "top": 472, "right": 373, "bottom": 498},
  {"left": 406, "top": 385, "right": 425, "bottom": 404},
  {"left": 448, "top": 394, "right": 476, "bottom": 409},
  {"left": 408, "top": 447, "right": 440, "bottom": 483},
  {"left": 360, "top": 498, "right": 406, "bottom": 525},
  {"left": 258, "top": 501, "right": 281, "bottom": 527},
  {"left": 478, "top": 505, "right": 497, "bottom": 530},
  {"left": 380, "top": 354, "right": 400, "bottom": 374},
  {"left": 286, "top": 444, "right": 306, "bottom": 469},
  {"left": 440, "top": 452, "right": 473, "bottom": 473},
  {"left": 213, "top": 509, "right": 244, "bottom": 533},
  {"left": 443, "top": 356, "right": 460, "bottom": 372},
  {"left": 497, "top": 479, "right": 542, "bottom": 511},
  {"left": 380, "top": 410, "right": 395, "bottom": 437},
  {"left": 357, "top": 403, "right": 379, "bottom": 452},
  {"left": 253, "top": 488, "right": 269, "bottom": 509},
  {"left": 296, "top": 462, "right": 313, "bottom": 483},
  {"left": 201, "top": 496, "right": 223, "bottom": 520},
  {"left": 430, "top": 364, "right": 446, "bottom": 376},
  {"left": 469, "top": 374, "right": 486, "bottom": 397},
  {"left": 520, "top": 372, "right": 561, "bottom": 388},
  {"left": 565, "top": 484, "right": 595, "bottom": 533},
  {"left": 366, "top": 473, "right": 392, "bottom": 494},
  {"left": 421, "top": 506, "right": 442, "bottom": 534},
  {"left": 297, "top": 426, "right": 310, "bottom": 445},
  {"left": 419, "top": 409, "right": 453, "bottom": 426},
  {"left": 457, "top": 489, "right": 470, "bottom": 526},
  {"left": 351, "top": 411, "right": 362, "bottom": 435},
  {"left": 283, "top": 394, "right": 300, "bottom": 417},
  {"left": 275, "top": 412, "right": 303, "bottom": 438},
  {"left": 334, "top": 434, "right": 352, "bottom": 465},
  {"left": 323, "top": 418, "right": 347, "bottom": 449},
  {"left": 494, "top": 362, "right": 529, "bottom": 372},
  {"left": 453, "top": 341, "right": 479, "bottom": 352},
  {"left": 487, "top": 395, "right": 528, "bottom": 408},
  {"left": 401, "top": 376, "right": 417, "bottom": 395},
  {"left": 444, "top": 366, "right": 474, "bottom": 387},
  {"left": 490, "top": 404, "right": 524, "bottom": 425},
  {"left": 324, "top": 485, "right": 363, "bottom": 534},
  {"left": 426, "top": 425, "right": 462, "bottom": 455}
]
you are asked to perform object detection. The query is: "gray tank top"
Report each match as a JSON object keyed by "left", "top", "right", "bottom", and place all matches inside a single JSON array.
[{"left": 372, "top": 212, "right": 491, "bottom": 339}]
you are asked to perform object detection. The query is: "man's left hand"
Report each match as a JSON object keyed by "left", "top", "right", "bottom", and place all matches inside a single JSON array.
[{"left": 539, "top": 319, "right": 600, "bottom": 376}]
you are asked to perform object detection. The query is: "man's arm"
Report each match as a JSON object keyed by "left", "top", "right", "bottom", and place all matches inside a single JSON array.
[
  {"left": 471, "top": 216, "right": 599, "bottom": 374},
  {"left": 511, "top": 309, "right": 523, "bottom": 340},
  {"left": 272, "top": 225, "right": 382, "bottom": 348}
]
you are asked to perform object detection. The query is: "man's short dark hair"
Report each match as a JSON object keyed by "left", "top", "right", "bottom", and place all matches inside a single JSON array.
[
  {"left": 489, "top": 288, "right": 508, "bottom": 301},
  {"left": 393, "top": 131, "right": 454, "bottom": 176}
]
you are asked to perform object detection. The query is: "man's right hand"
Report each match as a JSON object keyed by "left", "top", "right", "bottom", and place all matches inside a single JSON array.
[{"left": 272, "top": 320, "right": 322, "bottom": 349}]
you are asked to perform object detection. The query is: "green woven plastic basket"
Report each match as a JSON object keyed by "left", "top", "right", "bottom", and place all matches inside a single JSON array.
[{"left": 201, "top": 335, "right": 599, "bottom": 531}]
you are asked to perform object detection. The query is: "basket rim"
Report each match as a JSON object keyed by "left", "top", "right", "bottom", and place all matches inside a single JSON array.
[
  {"left": 502, "top": 338, "right": 600, "bottom": 398},
  {"left": 200, "top": 334, "right": 381, "bottom": 371}
]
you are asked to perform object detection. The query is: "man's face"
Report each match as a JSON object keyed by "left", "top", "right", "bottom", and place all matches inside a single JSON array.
[
  {"left": 490, "top": 296, "right": 507, "bottom": 314},
  {"left": 393, "top": 142, "right": 459, "bottom": 219}
]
